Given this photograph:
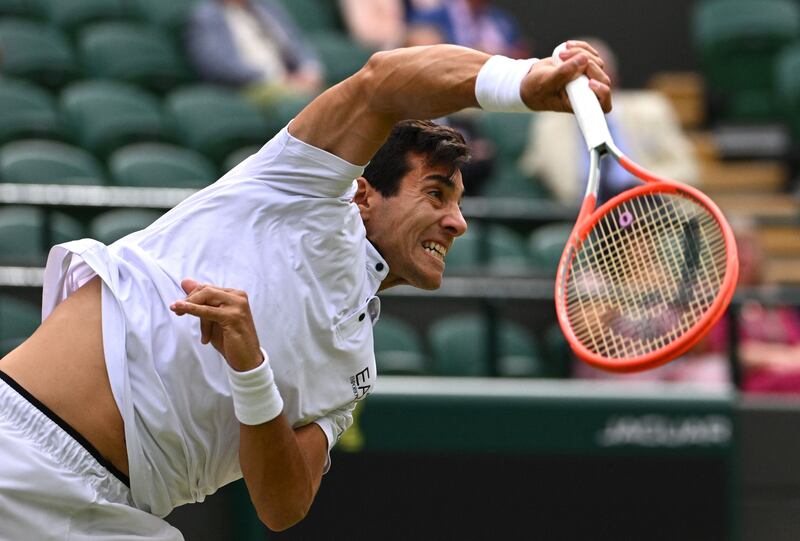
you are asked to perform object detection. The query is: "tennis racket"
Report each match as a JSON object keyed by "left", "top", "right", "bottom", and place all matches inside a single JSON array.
[{"left": 551, "top": 42, "right": 739, "bottom": 373}]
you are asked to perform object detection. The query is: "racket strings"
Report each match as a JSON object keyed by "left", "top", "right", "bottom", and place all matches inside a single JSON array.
[{"left": 565, "top": 191, "right": 729, "bottom": 360}]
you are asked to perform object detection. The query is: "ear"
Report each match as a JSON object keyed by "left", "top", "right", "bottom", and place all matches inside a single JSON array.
[{"left": 353, "top": 176, "right": 378, "bottom": 221}]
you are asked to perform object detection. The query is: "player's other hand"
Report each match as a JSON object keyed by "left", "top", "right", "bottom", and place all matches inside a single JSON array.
[
  {"left": 520, "top": 40, "right": 612, "bottom": 114},
  {"left": 170, "top": 279, "right": 263, "bottom": 372}
]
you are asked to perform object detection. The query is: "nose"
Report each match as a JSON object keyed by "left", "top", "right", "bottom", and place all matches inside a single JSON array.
[{"left": 442, "top": 205, "right": 468, "bottom": 237}]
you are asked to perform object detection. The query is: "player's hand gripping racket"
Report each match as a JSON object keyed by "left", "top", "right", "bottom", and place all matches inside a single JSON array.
[{"left": 552, "top": 42, "right": 739, "bottom": 373}]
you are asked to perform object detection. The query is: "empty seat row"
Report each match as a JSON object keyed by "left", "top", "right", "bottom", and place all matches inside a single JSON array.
[
  {"left": 692, "top": 0, "right": 800, "bottom": 122},
  {"left": 0, "top": 78, "right": 269, "bottom": 165},
  {"left": 373, "top": 313, "right": 569, "bottom": 378},
  {"left": 0, "top": 293, "right": 40, "bottom": 356},
  {"left": 0, "top": 19, "right": 190, "bottom": 91},
  {"left": 0, "top": 140, "right": 222, "bottom": 188},
  {"left": 444, "top": 221, "right": 572, "bottom": 277},
  {"left": 0, "top": 0, "right": 342, "bottom": 36},
  {"left": 0, "top": 205, "right": 164, "bottom": 265},
  {"left": 0, "top": 0, "right": 197, "bottom": 35}
]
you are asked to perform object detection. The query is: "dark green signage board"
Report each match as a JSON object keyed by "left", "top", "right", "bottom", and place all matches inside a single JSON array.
[{"left": 262, "top": 378, "right": 736, "bottom": 541}]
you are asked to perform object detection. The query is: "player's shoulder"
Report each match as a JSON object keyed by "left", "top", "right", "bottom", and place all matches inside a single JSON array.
[{"left": 227, "top": 126, "right": 365, "bottom": 200}]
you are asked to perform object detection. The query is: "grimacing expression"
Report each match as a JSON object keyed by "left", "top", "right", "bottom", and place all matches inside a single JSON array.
[{"left": 357, "top": 155, "right": 468, "bottom": 291}]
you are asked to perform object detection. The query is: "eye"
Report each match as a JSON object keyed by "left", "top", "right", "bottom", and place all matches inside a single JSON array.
[{"left": 428, "top": 190, "right": 443, "bottom": 201}]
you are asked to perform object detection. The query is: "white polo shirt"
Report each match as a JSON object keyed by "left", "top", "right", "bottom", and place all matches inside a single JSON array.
[{"left": 41, "top": 127, "right": 387, "bottom": 517}]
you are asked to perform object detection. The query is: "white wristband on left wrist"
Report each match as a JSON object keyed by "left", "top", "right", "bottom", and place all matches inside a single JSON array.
[{"left": 226, "top": 347, "right": 284, "bottom": 425}]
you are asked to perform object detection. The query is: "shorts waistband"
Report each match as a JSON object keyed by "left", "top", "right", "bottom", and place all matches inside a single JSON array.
[{"left": 0, "top": 369, "right": 131, "bottom": 492}]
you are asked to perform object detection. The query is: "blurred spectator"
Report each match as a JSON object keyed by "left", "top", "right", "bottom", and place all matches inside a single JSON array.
[
  {"left": 187, "top": 0, "right": 324, "bottom": 106},
  {"left": 346, "top": 1, "right": 524, "bottom": 192},
  {"left": 338, "top": 0, "right": 406, "bottom": 50},
  {"left": 406, "top": 0, "right": 529, "bottom": 58},
  {"left": 573, "top": 220, "right": 800, "bottom": 392},
  {"left": 519, "top": 38, "right": 698, "bottom": 204},
  {"left": 338, "top": 0, "right": 447, "bottom": 51},
  {"left": 695, "top": 223, "right": 800, "bottom": 393}
]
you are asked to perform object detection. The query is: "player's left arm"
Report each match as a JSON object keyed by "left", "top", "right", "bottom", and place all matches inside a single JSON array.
[{"left": 170, "top": 280, "right": 326, "bottom": 532}]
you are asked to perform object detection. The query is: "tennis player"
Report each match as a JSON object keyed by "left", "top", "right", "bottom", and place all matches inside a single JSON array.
[{"left": 0, "top": 42, "right": 610, "bottom": 538}]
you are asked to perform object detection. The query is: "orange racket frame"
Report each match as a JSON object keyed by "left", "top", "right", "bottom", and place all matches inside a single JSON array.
[{"left": 551, "top": 43, "right": 739, "bottom": 373}]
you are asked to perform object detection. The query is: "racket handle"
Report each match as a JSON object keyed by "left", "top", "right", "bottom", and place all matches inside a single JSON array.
[{"left": 552, "top": 42, "right": 612, "bottom": 151}]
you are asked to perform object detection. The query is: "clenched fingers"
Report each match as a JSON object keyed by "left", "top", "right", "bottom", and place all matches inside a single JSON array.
[{"left": 170, "top": 279, "right": 262, "bottom": 371}]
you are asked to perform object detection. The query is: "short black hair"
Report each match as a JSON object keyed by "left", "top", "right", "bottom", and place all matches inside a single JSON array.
[{"left": 363, "top": 120, "right": 470, "bottom": 198}]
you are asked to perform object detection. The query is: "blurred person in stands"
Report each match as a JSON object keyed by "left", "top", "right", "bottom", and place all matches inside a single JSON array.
[
  {"left": 573, "top": 220, "right": 800, "bottom": 391},
  {"left": 696, "top": 222, "right": 800, "bottom": 393},
  {"left": 400, "top": 0, "right": 529, "bottom": 193},
  {"left": 405, "top": 0, "right": 529, "bottom": 57},
  {"left": 338, "top": 0, "right": 447, "bottom": 51},
  {"left": 520, "top": 38, "right": 698, "bottom": 204},
  {"left": 665, "top": 221, "right": 800, "bottom": 391},
  {"left": 339, "top": 0, "right": 407, "bottom": 50},
  {"left": 187, "top": 0, "right": 324, "bottom": 107}
]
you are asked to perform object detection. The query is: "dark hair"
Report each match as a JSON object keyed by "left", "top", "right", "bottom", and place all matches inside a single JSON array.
[{"left": 363, "top": 120, "right": 470, "bottom": 198}]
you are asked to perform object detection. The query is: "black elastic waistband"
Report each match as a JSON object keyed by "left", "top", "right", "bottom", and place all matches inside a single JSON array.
[{"left": 0, "top": 369, "right": 130, "bottom": 487}]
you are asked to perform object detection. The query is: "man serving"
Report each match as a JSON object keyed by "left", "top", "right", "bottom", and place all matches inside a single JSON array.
[{"left": 0, "top": 42, "right": 610, "bottom": 539}]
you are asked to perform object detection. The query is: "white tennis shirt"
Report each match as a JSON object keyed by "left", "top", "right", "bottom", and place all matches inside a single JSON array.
[{"left": 41, "top": 127, "right": 387, "bottom": 517}]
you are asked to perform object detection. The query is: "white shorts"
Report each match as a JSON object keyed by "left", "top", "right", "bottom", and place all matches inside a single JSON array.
[{"left": 0, "top": 371, "right": 183, "bottom": 541}]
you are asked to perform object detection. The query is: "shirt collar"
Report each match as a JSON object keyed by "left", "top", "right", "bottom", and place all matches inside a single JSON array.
[{"left": 365, "top": 240, "right": 389, "bottom": 294}]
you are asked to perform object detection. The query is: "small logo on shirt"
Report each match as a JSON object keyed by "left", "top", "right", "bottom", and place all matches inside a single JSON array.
[{"left": 350, "top": 367, "right": 371, "bottom": 400}]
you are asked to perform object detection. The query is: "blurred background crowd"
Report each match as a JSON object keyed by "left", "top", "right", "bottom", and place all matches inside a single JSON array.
[{"left": 0, "top": 0, "right": 798, "bottom": 396}]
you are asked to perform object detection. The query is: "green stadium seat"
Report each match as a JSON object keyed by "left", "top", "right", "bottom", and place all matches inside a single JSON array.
[
  {"left": 275, "top": 0, "right": 342, "bottom": 33},
  {"left": 0, "top": 19, "right": 78, "bottom": 90},
  {"left": 61, "top": 80, "right": 165, "bottom": 157},
  {"left": 0, "top": 294, "right": 40, "bottom": 356},
  {"left": 475, "top": 112, "right": 546, "bottom": 198},
  {"left": 37, "top": 0, "right": 130, "bottom": 35},
  {"left": 445, "top": 221, "right": 530, "bottom": 275},
  {"left": 528, "top": 222, "right": 572, "bottom": 275},
  {"left": 0, "top": 205, "right": 84, "bottom": 265},
  {"left": 165, "top": 86, "right": 268, "bottom": 165},
  {"left": 475, "top": 111, "right": 532, "bottom": 162},
  {"left": 543, "top": 323, "right": 571, "bottom": 379},
  {"left": 776, "top": 43, "right": 800, "bottom": 138},
  {"left": 0, "top": 140, "right": 105, "bottom": 185},
  {"left": 79, "top": 22, "right": 192, "bottom": 93},
  {"left": 128, "top": 0, "right": 197, "bottom": 34},
  {"left": 109, "top": 143, "right": 217, "bottom": 189},
  {"left": 307, "top": 31, "right": 373, "bottom": 86},
  {"left": 692, "top": 0, "right": 800, "bottom": 121},
  {"left": 262, "top": 93, "right": 312, "bottom": 140},
  {"left": 0, "top": 0, "right": 46, "bottom": 19},
  {"left": 372, "top": 314, "right": 426, "bottom": 375},
  {"left": 89, "top": 209, "right": 163, "bottom": 245},
  {"left": 223, "top": 145, "right": 261, "bottom": 172},
  {"left": 0, "top": 79, "right": 62, "bottom": 144},
  {"left": 429, "top": 313, "right": 543, "bottom": 377},
  {"left": 481, "top": 162, "right": 550, "bottom": 199}
]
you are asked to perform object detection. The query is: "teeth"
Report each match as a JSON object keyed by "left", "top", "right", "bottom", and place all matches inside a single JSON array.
[{"left": 422, "top": 241, "right": 447, "bottom": 260}]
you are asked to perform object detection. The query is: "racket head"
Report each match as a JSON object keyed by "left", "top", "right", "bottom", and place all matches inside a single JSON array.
[{"left": 555, "top": 178, "right": 739, "bottom": 373}]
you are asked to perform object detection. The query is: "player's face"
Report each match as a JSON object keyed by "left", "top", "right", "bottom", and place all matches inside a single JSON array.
[{"left": 359, "top": 155, "right": 467, "bottom": 290}]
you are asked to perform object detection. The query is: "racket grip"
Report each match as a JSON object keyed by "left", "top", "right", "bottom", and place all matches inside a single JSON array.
[{"left": 552, "top": 42, "right": 611, "bottom": 151}]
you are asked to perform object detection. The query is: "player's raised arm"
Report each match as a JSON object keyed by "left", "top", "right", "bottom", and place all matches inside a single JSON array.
[{"left": 289, "top": 41, "right": 611, "bottom": 165}]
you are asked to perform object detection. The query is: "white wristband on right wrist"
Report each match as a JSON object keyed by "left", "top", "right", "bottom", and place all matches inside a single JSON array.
[
  {"left": 226, "top": 347, "right": 284, "bottom": 426},
  {"left": 475, "top": 55, "right": 539, "bottom": 112}
]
